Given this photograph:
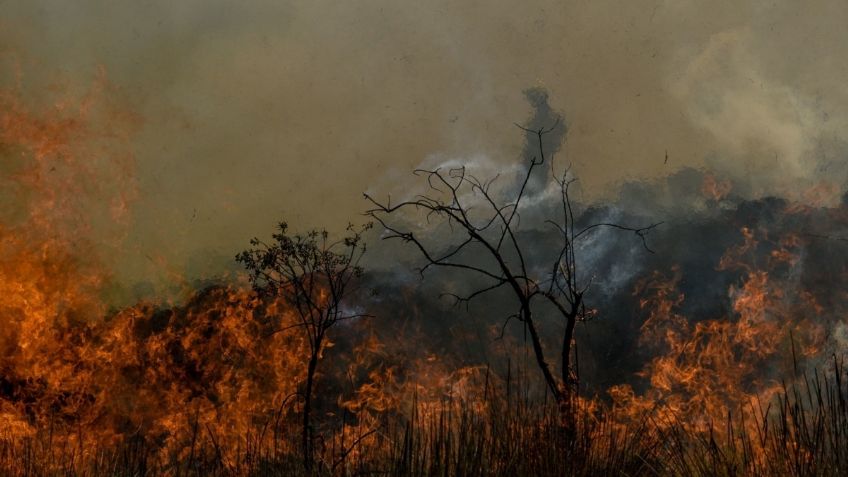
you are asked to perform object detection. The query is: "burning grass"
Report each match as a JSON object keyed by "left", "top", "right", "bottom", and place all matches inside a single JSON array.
[
  {"left": 2, "top": 356, "right": 848, "bottom": 476},
  {"left": 2, "top": 227, "right": 840, "bottom": 476}
]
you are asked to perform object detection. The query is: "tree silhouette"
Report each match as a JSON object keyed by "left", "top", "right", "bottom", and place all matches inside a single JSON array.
[
  {"left": 236, "top": 222, "right": 370, "bottom": 471},
  {"left": 365, "top": 123, "right": 660, "bottom": 408}
]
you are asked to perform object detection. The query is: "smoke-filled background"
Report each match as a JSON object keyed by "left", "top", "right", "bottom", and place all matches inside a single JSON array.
[
  {"left": 2, "top": 0, "right": 848, "bottom": 301},
  {"left": 5, "top": 4, "right": 848, "bottom": 471}
]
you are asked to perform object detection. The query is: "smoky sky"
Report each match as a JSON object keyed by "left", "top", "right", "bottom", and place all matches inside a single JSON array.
[{"left": 2, "top": 0, "right": 847, "bottom": 294}]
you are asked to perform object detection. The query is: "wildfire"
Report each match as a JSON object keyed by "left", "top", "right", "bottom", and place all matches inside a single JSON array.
[
  {"left": 0, "top": 65, "right": 499, "bottom": 469},
  {"left": 2, "top": 63, "right": 848, "bottom": 476},
  {"left": 610, "top": 226, "right": 828, "bottom": 462}
]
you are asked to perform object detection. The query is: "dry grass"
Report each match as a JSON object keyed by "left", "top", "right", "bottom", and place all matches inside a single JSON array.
[{"left": 3, "top": 358, "right": 848, "bottom": 476}]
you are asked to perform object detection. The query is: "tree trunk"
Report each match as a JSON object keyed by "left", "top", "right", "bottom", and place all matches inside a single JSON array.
[
  {"left": 522, "top": 304, "right": 563, "bottom": 404},
  {"left": 561, "top": 312, "right": 576, "bottom": 399},
  {"left": 303, "top": 346, "right": 320, "bottom": 472}
]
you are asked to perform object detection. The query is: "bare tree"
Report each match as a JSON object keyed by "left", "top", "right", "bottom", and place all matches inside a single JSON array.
[
  {"left": 236, "top": 222, "right": 371, "bottom": 471},
  {"left": 364, "top": 123, "right": 660, "bottom": 407}
]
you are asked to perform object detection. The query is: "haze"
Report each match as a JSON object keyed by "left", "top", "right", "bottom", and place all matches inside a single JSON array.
[{"left": 2, "top": 0, "right": 846, "bottom": 294}]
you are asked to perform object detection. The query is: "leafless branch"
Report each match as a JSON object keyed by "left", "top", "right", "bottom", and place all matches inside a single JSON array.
[{"left": 365, "top": 119, "right": 660, "bottom": 407}]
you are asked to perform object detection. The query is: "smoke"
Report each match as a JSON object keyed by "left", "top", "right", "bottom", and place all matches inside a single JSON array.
[
  {"left": 358, "top": 88, "right": 848, "bottom": 399},
  {"left": 669, "top": 28, "right": 848, "bottom": 203},
  {"left": 2, "top": 0, "right": 846, "bottom": 293}
]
